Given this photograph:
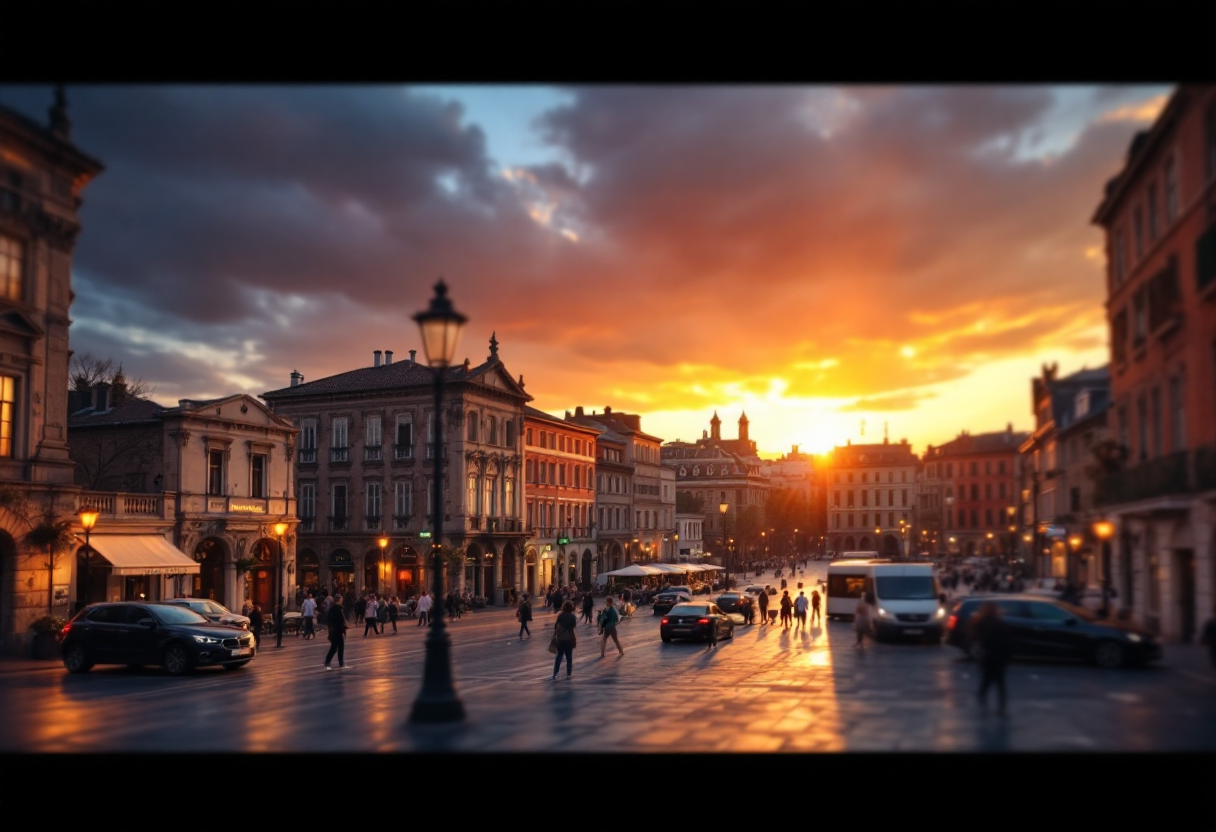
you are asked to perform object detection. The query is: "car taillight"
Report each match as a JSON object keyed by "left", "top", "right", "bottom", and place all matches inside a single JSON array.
[
  {"left": 60, "top": 623, "right": 71, "bottom": 638},
  {"left": 947, "top": 615, "right": 957, "bottom": 630},
  {"left": 697, "top": 618, "right": 710, "bottom": 625},
  {"left": 661, "top": 618, "right": 669, "bottom": 625}
]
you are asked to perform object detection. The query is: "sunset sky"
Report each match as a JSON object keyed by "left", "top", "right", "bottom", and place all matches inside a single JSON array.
[{"left": 0, "top": 85, "right": 1172, "bottom": 457}]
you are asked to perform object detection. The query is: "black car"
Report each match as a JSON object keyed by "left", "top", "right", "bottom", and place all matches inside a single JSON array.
[
  {"left": 715, "top": 592, "right": 752, "bottom": 621},
  {"left": 660, "top": 602, "right": 735, "bottom": 643},
  {"left": 945, "top": 596, "right": 1162, "bottom": 669},
  {"left": 163, "top": 597, "right": 251, "bottom": 630},
  {"left": 652, "top": 591, "right": 691, "bottom": 616},
  {"left": 60, "top": 602, "right": 257, "bottom": 675}
]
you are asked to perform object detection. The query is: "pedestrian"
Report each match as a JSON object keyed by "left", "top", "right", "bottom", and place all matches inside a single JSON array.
[
  {"left": 417, "top": 591, "right": 432, "bottom": 627},
  {"left": 248, "top": 604, "right": 263, "bottom": 649},
  {"left": 599, "top": 596, "right": 624, "bottom": 658},
  {"left": 741, "top": 593, "right": 754, "bottom": 625},
  {"left": 758, "top": 586, "right": 770, "bottom": 625},
  {"left": 1200, "top": 606, "right": 1216, "bottom": 671},
  {"left": 377, "top": 595, "right": 390, "bottom": 633},
  {"left": 517, "top": 593, "right": 533, "bottom": 640},
  {"left": 580, "top": 591, "right": 595, "bottom": 626},
  {"left": 794, "top": 591, "right": 809, "bottom": 631},
  {"left": 387, "top": 596, "right": 399, "bottom": 634},
  {"left": 324, "top": 595, "right": 349, "bottom": 669},
  {"left": 971, "top": 601, "right": 1012, "bottom": 715},
  {"left": 363, "top": 595, "right": 379, "bottom": 636},
  {"left": 780, "top": 590, "right": 793, "bottom": 629},
  {"left": 810, "top": 589, "right": 822, "bottom": 626},
  {"left": 854, "top": 595, "right": 873, "bottom": 649},
  {"left": 551, "top": 600, "right": 578, "bottom": 680},
  {"left": 300, "top": 592, "right": 317, "bottom": 639},
  {"left": 705, "top": 610, "right": 719, "bottom": 651}
]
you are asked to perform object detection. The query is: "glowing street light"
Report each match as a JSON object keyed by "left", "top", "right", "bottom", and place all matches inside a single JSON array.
[{"left": 274, "top": 521, "right": 288, "bottom": 649}]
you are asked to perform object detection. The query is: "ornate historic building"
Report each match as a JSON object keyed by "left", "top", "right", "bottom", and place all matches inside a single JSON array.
[
  {"left": 0, "top": 92, "right": 103, "bottom": 651},
  {"left": 1091, "top": 84, "right": 1216, "bottom": 641},
  {"left": 826, "top": 438, "right": 917, "bottom": 556},
  {"left": 522, "top": 406, "right": 598, "bottom": 591},
  {"left": 262, "top": 337, "right": 529, "bottom": 605}
]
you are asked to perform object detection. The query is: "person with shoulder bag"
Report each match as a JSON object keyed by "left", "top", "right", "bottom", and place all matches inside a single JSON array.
[{"left": 550, "top": 601, "right": 578, "bottom": 680}]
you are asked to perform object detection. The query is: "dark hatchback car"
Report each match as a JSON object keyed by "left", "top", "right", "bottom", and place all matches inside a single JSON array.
[
  {"left": 652, "top": 591, "right": 691, "bottom": 616},
  {"left": 715, "top": 592, "right": 753, "bottom": 621},
  {"left": 661, "top": 602, "right": 735, "bottom": 643},
  {"left": 60, "top": 602, "right": 256, "bottom": 675},
  {"left": 945, "top": 596, "right": 1162, "bottom": 669}
]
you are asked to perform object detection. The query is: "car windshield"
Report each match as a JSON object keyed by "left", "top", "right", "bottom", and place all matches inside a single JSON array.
[
  {"left": 668, "top": 605, "right": 710, "bottom": 616},
  {"left": 875, "top": 576, "right": 937, "bottom": 600},
  {"left": 149, "top": 605, "right": 210, "bottom": 625},
  {"left": 203, "top": 601, "right": 232, "bottom": 615}
]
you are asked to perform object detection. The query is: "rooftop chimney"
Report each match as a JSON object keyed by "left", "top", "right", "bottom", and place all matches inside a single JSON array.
[
  {"left": 604, "top": 406, "right": 612, "bottom": 414},
  {"left": 373, "top": 350, "right": 382, "bottom": 368},
  {"left": 575, "top": 406, "right": 584, "bottom": 417},
  {"left": 290, "top": 370, "right": 303, "bottom": 387},
  {"left": 409, "top": 350, "right": 417, "bottom": 366},
  {"left": 385, "top": 350, "right": 393, "bottom": 365}
]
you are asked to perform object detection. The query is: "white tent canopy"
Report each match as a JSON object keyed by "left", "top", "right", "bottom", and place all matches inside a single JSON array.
[{"left": 596, "top": 562, "right": 724, "bottom": 582}]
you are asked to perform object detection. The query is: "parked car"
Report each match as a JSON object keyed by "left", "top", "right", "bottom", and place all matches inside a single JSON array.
[
  {"left": 652, "top": 591, "right": 692, "bottom": 616},
  {"left": 743, "top": 585, "right": 765, "bottom": 596},
  {"left": 660, "top": 602, "right": 735, "bottom": 643},
  {"left": 713, "top": 592, "right": 750, "bottom": 624},
  {"left": 163, "top": 597, "right": 251, "bottom": 630},
  {"left": 59, "top": 602, "right": 256, "bottom": 675},
  {"left": 945, "top": 595, "right": 1161, "bottom": 669}
]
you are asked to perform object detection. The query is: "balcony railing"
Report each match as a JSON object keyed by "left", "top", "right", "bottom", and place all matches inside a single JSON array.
[
  {"left": 300, "top": 517, "right": 315, "bottom": 532},
  {"left": 78, "top": 491, "right": 170, "bottom": 520},
  {"left": 392, "top": 514, "right": 413, "bottom": 531},
  {"left": 1096, "top": 444, "right": 1216, "bottom": 506},
  {"left": 331, "top": 447, "right": 349, "bottom": 463},
  {"left": 330, "top": 516, "right": 349, "bottom": 532},
  {"left": 299, "top": 448, "right": 317, "bottom": 464},
  {"left": 394, "top": 444, "right": 414, "bottom": 460},
  {"left": 364, "top": 515, "right": 381, "bottom": 530},
  {"left": 364, "top": 447, "right": 383, "bottom": 462}
]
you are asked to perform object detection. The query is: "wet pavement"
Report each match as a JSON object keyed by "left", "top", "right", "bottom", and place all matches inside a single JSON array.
[{"left": 2, "top": 568, "right": 1213, "bottom": 753}]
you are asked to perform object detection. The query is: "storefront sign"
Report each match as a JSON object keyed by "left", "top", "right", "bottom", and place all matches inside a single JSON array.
[{"left": 230, "top": 503, "right": 266, "bottom": 513}]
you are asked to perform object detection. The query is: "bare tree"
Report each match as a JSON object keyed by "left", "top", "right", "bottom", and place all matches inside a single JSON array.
[{"left": 70, "top": 353, "right": 156, "bottom": 402}]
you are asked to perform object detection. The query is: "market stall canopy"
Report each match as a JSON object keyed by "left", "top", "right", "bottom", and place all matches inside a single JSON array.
[
  {"left": 596, "top": 564, "right": 664, "bottom": 582},
  {"left": 83, "top": 535, "right": 200, "bottom": 577}
]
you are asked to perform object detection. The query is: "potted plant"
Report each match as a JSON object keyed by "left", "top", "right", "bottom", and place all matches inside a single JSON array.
[{"left": 29, "top": 616, "right": 67, "bottom": 659}]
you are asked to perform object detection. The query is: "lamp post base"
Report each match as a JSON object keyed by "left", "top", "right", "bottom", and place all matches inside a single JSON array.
[{"left": 409, "top": 613, "right": 465, "bottom": 724}]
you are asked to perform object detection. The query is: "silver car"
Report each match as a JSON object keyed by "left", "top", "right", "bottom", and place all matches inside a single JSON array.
[{"left": 163, "top": 598, "right": 251, "bottom": 630}]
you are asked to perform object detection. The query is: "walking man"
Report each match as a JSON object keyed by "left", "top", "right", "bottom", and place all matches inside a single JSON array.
[
  {"left": 972, "top": 601, "right": 1012, "bottom": 715},
  {"left": 779, "top": 590, "right": 793, "bottom": 629},
  {"left": 324, "top": 596, "right": 349, "bottom": 670},
  {"left": 580, "top": 591, "right": 595, "bottom": 626},
  {"left": 758, "top": 586, "right": 770, "bottom": 626},
  {"left": 417, "top": 591, "right": 432, "bottom": 627},
  {"left": 794, "top": 591, "right": 809, "bottom": 632},
  {"left": 810, "top": 589, "right": 822, "bottom": 627},
  {"left": 300, "top": 592, "right": 317, "bottom": 640},
  {"left": 517, "top": 593, "right": 533, "bottom": 640},
  {"left": 599, "top": 596, "right": 624, "bottom": 658},
  {"left": 363, "top": 595, "right": 380, "bottom": 636}
]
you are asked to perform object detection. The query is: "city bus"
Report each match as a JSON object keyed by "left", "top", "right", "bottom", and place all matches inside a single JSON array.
[{"left": 825, "top": 557, "right": 887, "bottom": 620}]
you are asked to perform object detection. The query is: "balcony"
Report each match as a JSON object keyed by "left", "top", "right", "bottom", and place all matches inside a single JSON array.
[
  {"left": 364, "top": 447, "right": 383, "bottom": 462},
  {"left": 329, "top": 516, "right": 349, "bottom": 532},
  {"left": 78, "top": 491, "right": 172, "bottom": 521},
  {"left": 299, "top": 448, "right": 317, "bottom": 464},
  {"left": 364, "top": 515, "right": 381, "bottom": 531},
  {"left": 330, "top": 447, "right": 350, "bottom": 464},
  {"left": 300, "top": 517, "right": 315, "bottom": 533},
  {"left": 1095, "top": 445, "right": 1216, "bottom": 506},
  {"left": 394, "top": 444, "right": 415, "bottom": 460},
  {"left": 392, "top": 514, "right": 413, "bottom": 531}
]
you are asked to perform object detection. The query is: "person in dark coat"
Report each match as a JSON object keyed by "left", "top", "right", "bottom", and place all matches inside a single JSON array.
[
  {"left": 324, "top": 598, "right": 349, "bottom": 669},
  {"left": 758, "top": 586, "right": 770, "bottom": 625},
  {"left": 971, "top": 601, "right": 1012, "bottom": 715},
  {"left": 580, "top": 592, "right": 595, "bottom": 626},
  {"left": 516, "top": 593, "right": 533, "bottom": 640},
  {"left": 249, "top": 605, "right": 263, "bottom": 650}
]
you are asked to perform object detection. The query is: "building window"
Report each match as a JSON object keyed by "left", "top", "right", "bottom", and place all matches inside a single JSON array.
[
  {"left": 484, "top": 476, "right": 497, "bottom": 517},
  {"left": 365, "top": 482, "right": 382, "bottom": 529},
  {"left": 1164, "top": 155, "right": 1179, "bottom": 224},
  {"left": 1113, "top": 229, "right": 1126, "bottom": 287},
  {"left": 1133, "top": 204, "right": 1144, "bottom": 260},
  {"left": 1150, "top": 386, "right": 1163, "bottom": 459},
  {"left": 467, "top": 412, "right": 478, "bottom": 443},
  {"left": 1147, "top": 182, "right": 1159, "bottom": 242},
  {"left": 250, "top": 454, "right": 267, "bottom": 499},
  {"left": 504, "top": 477, "right": 514, "bottom": 517},
  {"left": 300, "top": 419, "right": 317, "bottom": 463},
  {"left": 207, "top": 450, "right": 225, "bottom": 495},
  {"left": 332, "top": 483, "right": 348, "bottom": 530},
  {"left": 505, "top": 419, "right": 516, "bottom": 447},
  {"left": 299, "top": 483, "right": 315, "bottom": 531},
  {"left": 0, "top": 234, "right": 23, "bottom": 302},
  {"left": 1137, "top": 396, "right": 1149, "bottom": 463},
  {"left": 526, "top": 428, "right": 533, "bottom": 446},
  {"left": 488, "top": 416, "right": 498, "bottom": 446},
  {"left": 395, "top": 416, "right": 413, "bottom": 459},
  {"left": 395, "top": 480, "right": 412, "bottom": 529},
  {"left": 0, "top": 375, "right": 13, "bottom": 457},
  {"left": 468, "top": 474, "right": 479, "bottom": 515},
  {"left": 331, "top": 417, "right": 349, "bottom": 462},
  {"left": 365, "top": 415, "right": 382, "bottom": 461},
  {"left": 1169, "top": 372, "right": 1186, "bottom": 452}
]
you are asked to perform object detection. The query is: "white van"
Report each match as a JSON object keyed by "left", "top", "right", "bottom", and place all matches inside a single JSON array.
[
  {"left": 825, "top": 558, "right": 886, "bottom": 620},
  {"left": 868, "top": 562, "right": 946, "bottom": 642}
]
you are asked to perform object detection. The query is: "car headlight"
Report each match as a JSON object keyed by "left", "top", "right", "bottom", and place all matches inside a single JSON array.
[
  {"left": 1125, "top": 633, "right": 1141, "bottom": 642},
  {"left": 936, "top": 607, "right": 946, "bottom": 618},
  {"left": 193, "top": 635, "right": 221, "bottom": 644},
  {"left": 877, "top": 607, "right": 889, "bottom": 617}
]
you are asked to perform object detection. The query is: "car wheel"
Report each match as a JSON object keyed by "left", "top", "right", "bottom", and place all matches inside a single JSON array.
[
  {"left": 967, "top": 641, "right": 986, "bottom": 663},
  {"left": 63, "top": 643, "right": 92, "bottom": 674},
  {"left": 163, "top": 643, "right": 194, "bottom": 675},
  {"left": 1093, "top": 640, "right": 1125, "bottom": 669},
  {"left": 661, "top": 635, "right": 672, "bottom": 643},
  {"left": 224, "top": 660, "right": 251, "bottom": 671},
  {"left": 727, "top": 623, "right": 735, "bottom": 640}
]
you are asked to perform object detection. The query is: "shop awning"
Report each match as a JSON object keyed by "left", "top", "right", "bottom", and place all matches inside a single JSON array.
[{"left": 85, "top": 535, "right": 200, "bottom": 577}]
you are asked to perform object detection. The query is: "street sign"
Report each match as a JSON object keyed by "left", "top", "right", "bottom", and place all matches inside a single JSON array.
[
  {"left": 557, "top": 537, "right": 570, "bottom": 545},
  {"left": 418, "top": 531, "right": 433, "bottom": 538}
]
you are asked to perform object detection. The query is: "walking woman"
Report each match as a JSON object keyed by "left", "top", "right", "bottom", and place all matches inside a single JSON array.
[
  {"left": 599, "top": 596, "right": 625, "bottom": 658},
  {"left": 551, "top": 601, "right": 578, "bottom": 680},
  {"left": 324, "top": 596, "right": 349, "bottom": 669},
  {"left": 517, "top": 593, "right": 533, "bottom": 640}
]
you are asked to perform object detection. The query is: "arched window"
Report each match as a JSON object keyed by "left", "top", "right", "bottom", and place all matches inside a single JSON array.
[
  {"left": 467, "top": 473, "right": 478, "bottom": 515},
  {"left": 467, "top": 412, "right": 478, "bottom": 442}
]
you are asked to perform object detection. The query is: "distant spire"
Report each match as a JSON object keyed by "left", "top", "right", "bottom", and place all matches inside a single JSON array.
[
  {"left": 49, "top": 85, "right": 71, "bottom": 140},
  {"left": 489, "top": 331, "right": 499, "bottom": 360}
]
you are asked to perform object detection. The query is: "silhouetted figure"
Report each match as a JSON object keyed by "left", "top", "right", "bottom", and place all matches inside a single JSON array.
[{"left": 971, "top": 601, "right": 1012, "bottom": 715}]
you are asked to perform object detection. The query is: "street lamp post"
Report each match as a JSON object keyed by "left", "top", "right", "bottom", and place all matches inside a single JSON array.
[
  {"left": 78, "top": 508, "right": 99, "bottom": 611},
  {"left": 719, "top": 502, "right": 729, "bottom": 588},
  {"left": 1094, "top": 520, "right": 1114, "bottom": 617},
  {"left": 379, "top": 536, "right": 389, "bottom": 595},
  {"left": 410, "top": 280, "right": 467, "bottom": 724},
  {"left": 274, "top": 521, "right": 288, "bottom": 649}
]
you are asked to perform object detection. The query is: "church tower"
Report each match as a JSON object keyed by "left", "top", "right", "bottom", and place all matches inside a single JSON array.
[
  {"left": 710, "top": 410, "right": 721, "bottom": 441},
  {"left": 738, "top": 411, "right": 749, "bottom": 443}
]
